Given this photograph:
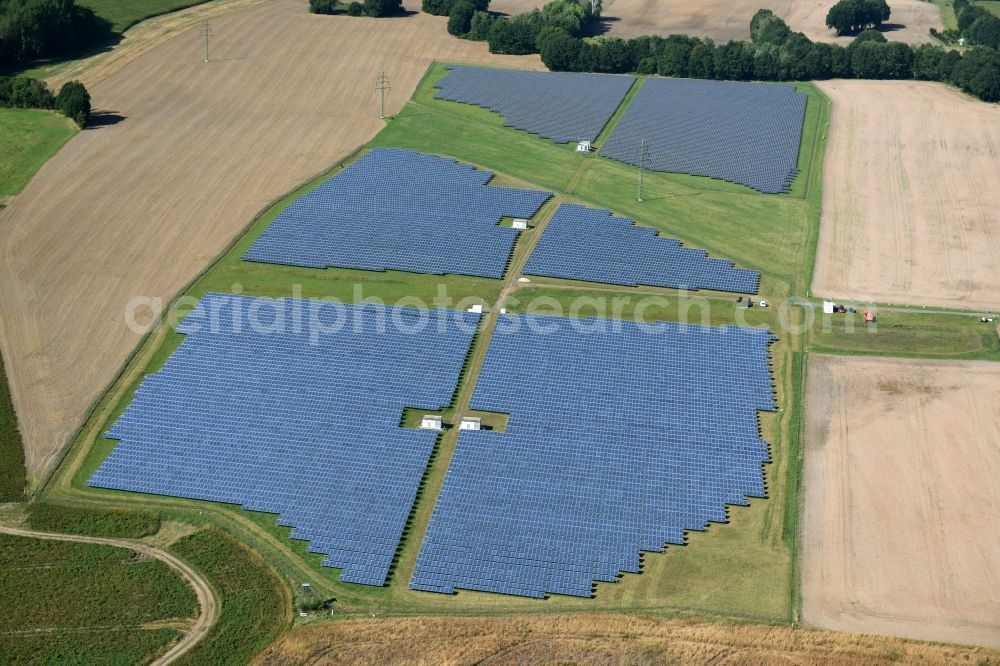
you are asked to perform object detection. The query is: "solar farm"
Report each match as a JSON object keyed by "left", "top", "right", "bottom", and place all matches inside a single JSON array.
[
  {"left": 89, "top": 294, "right": 480, "bottom": 586},
  {"left": 523, "top": 204, "right": 761, "bottom": 293},
  {"left": 411, "top": 316, "right": 775, "bottom": 598},
  {"left": 434, "top": 66, "right": 636, "bottom": 144},
  {"left": 244, "top": 148, "right": 552, "bottom": 279},
  {"left": 7, "top": 0, "right": 1000, "bottom": 656},
  {"left": 599, "top": 78, "right": 808, "bottom": 193},
  {"left": 63, "top": 56, "right": 837, "bottom": 630},
  {"left": 430, "top": 67, "right": 807, "bottom": 194}
]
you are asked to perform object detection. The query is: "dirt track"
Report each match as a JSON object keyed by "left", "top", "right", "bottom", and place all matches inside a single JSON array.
[
  {"left": 254, "top": 612, "right": 1000, "bottom": 665},
  {"left": 812, "top": 80, "right": 1000, "bottom": 311},
  {"left": 0, "top": 0, "right": 541, "bottom": 484},
  {"left": 0, "top": 525, "right": 217, "bottom": 664},
  {"left": 802, "top": 355, "right": 1000, "bottom": 649}
]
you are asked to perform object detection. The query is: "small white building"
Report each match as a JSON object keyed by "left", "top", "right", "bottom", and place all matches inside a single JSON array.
[
  {"left": 512, "top": 219, "right": 529, "bottom": 230},
  {"left": 576, "top": 140, "right": 592, "bottom": 153},
  {"left": 459, "top": 417, "right": 482, "bottom": 431},
  {"left": 467, "top": 303, "right": 483, "bottom": 314},
  {"left": 822, "top": 300, "right": 835, "bottom": 314},
  {"left": 420, "top": 415, "right": 443, "bottom": 430}
]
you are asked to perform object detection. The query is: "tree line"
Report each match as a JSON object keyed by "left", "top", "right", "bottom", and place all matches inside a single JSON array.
[
  {"left": 430, "top": 0, "right": 601, "bottom": 52},
  {"left": 530, "top": 9, "right": 998, "bottom": 102},
  {"left": 0, "top": 0, "right": 112, "bottom": 67},
  {"left": 0, "top": 76, "right": 91, "bottom": 126},
  {"left": 931, "top": 0, "right": 1000, "bottom": 49}
]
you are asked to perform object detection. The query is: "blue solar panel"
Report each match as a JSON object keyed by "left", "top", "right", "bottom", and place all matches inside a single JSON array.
[
  {"left": 243, "top": 148, "right": 552, "bottom": 279},
  {"left": 88, "top": 293, "right": 480, "bottom": 587},
  {"left": 599, "top": 78, "right": 807, "bottom": 194},
  {"left": 410, "top": 315, "right": 776, "bottom": 598},
  {"left": 523, "top": 203, "right": 760, "bottom": 293},
  {"left": 434, "top": 66, "right": 636, "bottom": 144}
]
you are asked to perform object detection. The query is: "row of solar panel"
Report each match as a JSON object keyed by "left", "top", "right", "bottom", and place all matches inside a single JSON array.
[
  {"left": 90, "top": 293, "right": 776, "bottom": 598},
  {"left": 524, "top": 204, "right": 760, "bottom": 293},
  {"left": 241, "top": 148, "right": 759, "bottom": 293},
  {"left": 433, "top": 67, "right": 806, "bottom": 194},
  {"left": 434, "top": 65, "right": 636, "bottom": 144},
  {"left": 243, "top": 148, "right": 552, "bottom": 279},
  {"left": 90, "top": 294, "right": 481, "bottom": 587}
]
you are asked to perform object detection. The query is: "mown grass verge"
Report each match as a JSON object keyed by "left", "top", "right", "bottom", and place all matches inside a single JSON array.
[{"left": 808, "top": 309, "right": 1000, "bottom": 361}]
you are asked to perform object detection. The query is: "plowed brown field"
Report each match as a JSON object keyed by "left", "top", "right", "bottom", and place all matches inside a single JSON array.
[
  {"left": 803, "top": 355, "right": 1000, "bottom": 648},
  {"left": 812, "top": 80, "right": 1000, "bottom": 310},
  {"left": 0, "top": 0, "right": 541, "bottom": 484}
]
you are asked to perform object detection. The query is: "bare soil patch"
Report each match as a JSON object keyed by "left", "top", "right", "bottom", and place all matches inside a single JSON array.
[
  {"left": 803, "top": 355, "right": 1000, "bottom": 648},
  {"left": 254, "top": 612, "right": 999, "bottom": 665},
  {"left": 812, "top": 80, "right": 1000, "bottom": 310},
  {"left": 0, "top": 0, "right": 541, "bottom": 483}
]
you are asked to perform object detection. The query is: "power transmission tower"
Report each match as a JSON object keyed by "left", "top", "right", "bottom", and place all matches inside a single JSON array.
[
  {"left": 636, "top": 138, "right": 645, "bottom": 202},
  {"left": 201, "top": 20, "right": 213, "bottom": 63},
  {"left": 376, "top": 71, "right": 390, "bottom": 119}
]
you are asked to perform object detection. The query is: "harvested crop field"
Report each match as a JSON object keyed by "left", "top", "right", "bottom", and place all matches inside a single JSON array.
[
  {"left": 0, "top": 0, "right": 541, "bottom": 484},
  {"left": 812, "top": 80, "right": 1000, "bottom": 311},
  {"left": 785, "top": 0, "right": 941, "bottom": 44},
  {"left": 492, "top": 0, "right": 793, "bottom": 41},
  {"left": 492, "top": 0, "right": 937, "bottom": 42},
  {"left": 803, "top": 355, "right": 1000, "bottom": 648},
  {"left": 255, "top": 613, "right": 999, "bottom": 665}
]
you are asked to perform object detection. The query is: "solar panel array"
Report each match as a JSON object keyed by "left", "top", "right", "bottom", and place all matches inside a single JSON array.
[
  {"left": 523, "top": 203, "right": 760, "bottom": 293},
  {"left": 599, "top": 78, "right": 807, "bottom": 194},
  {"left": 411, "top": 314, "right": 776, "bottom": 598},
  {"left": 88, "top": 293, "right": 480, "bottom": 587},
  {"left": 434, "top": 66, "right": 636, "bottom": 144},
  {"left": 243, "top": 148, "right": 552, "bottom": 279}
]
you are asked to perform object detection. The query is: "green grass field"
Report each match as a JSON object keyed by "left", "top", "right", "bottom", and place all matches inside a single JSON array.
[
  {"left": 931, "top": 0, "right": 960, "bottom": 30},
  {"left": 0, "top": 109, "right": 78, "bottom": 196},
  {"left": 976, "top": 0, "right": 1000, "bottom": 16},
  {"left": 0, "top": 533, "right": 196, "bottom": 665},
  {"left": 78, "top": 0, "right": 211, "bottom": 33}
]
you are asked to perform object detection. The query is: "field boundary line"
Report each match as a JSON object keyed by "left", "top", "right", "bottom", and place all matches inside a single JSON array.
[{"left": 0, "top": 525, "right": 217, "bottom": 665}]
